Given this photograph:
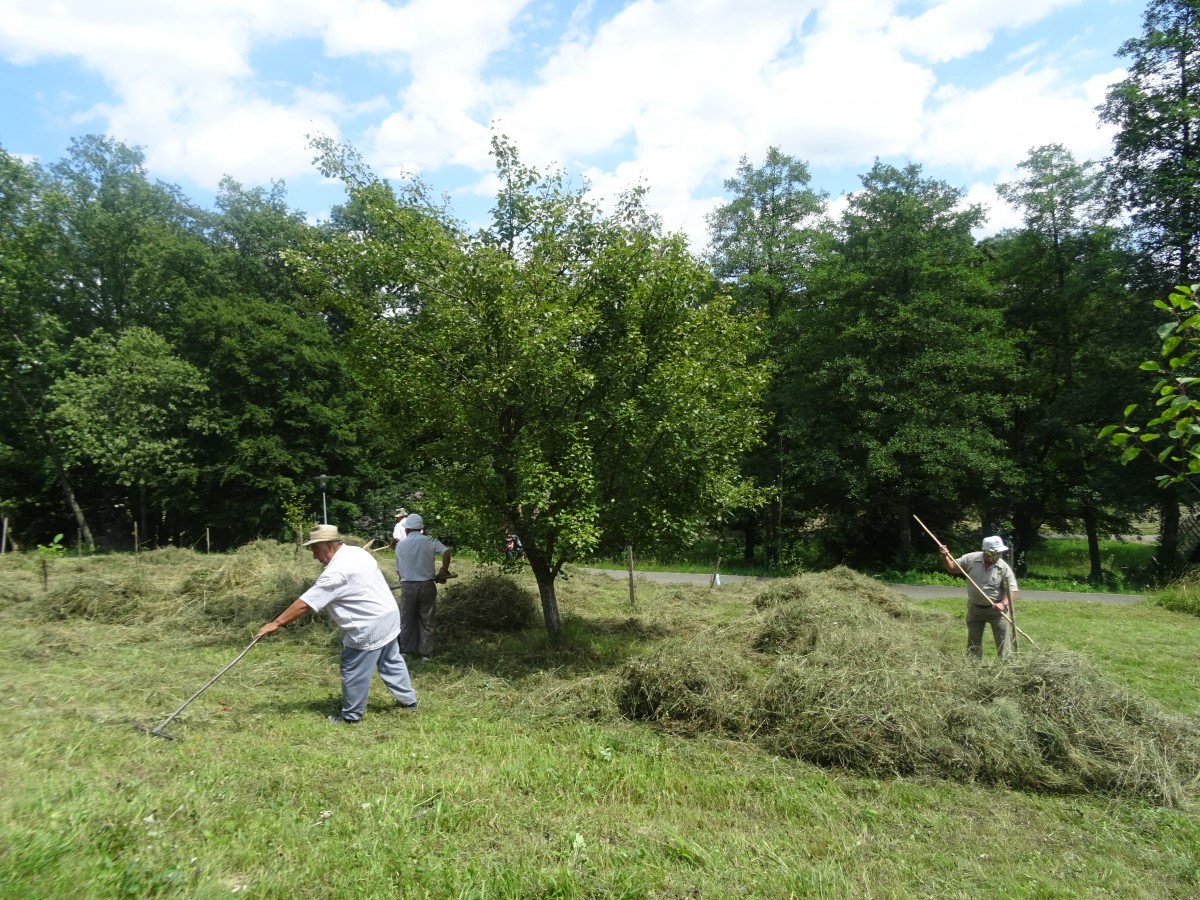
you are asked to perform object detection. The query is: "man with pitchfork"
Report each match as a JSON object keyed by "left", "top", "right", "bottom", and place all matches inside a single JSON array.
[{"left": 938, "top": 535, "right": 1018, "bottom": 661}]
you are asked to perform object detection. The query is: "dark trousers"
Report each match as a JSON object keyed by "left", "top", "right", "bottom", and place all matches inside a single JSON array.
[{"left": 399, "top": 580, "right": 437, "bottom": 657}]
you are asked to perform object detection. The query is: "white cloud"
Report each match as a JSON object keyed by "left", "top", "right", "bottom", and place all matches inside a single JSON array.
[
  {"left": 894, "top": 0, "right": 1085, "bottom": 63},
  {"left": 918, "top": 63, "right": 1121, "bottom": 172},
  {"left": 0, "top": 0, "right": 1139, "bottom": 245}
]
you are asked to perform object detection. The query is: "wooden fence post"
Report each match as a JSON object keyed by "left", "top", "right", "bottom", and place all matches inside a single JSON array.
[{"left": 626, "top": 544, "right": 636, "bottom": 608}]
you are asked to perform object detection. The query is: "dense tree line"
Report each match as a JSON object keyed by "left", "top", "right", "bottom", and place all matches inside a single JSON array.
[{"left": 3, "top": 0, "right": 1199, "bottom": 616}]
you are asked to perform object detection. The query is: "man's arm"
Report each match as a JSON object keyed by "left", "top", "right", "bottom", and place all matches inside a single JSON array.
[
  {"left": 937, "top": 544, "right": 962, "bottom": 577},
  {"left": 256, "top": 598, "right": 312, "bottom": 638}
]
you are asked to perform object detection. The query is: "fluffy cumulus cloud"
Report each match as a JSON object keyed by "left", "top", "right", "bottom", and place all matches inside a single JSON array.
[{"left": 0, "top": 0, "right": 1133, "bottom": 241}]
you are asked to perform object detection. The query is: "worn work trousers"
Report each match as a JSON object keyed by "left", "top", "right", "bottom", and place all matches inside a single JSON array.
[
  {"left": 398, "top": 580, "right": 438, "bottom": 657},
  {"left": 339, "top": 638, "right": 417, "bottom": 721},
  {"left": 965, "top": 603, "right": 1011, "bottom": 661}
]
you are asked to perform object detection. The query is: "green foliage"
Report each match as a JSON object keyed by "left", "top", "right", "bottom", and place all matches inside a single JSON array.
[
  {"left": 48, "top": 327, "right": 211, "bottom": 493},
  {"left": 1101, "top": 283, "right": 1200, "bottom": 485},
  {"left": 280, "top": 491, "right": 311, "bottom": 548},
  {"left": 781, "top": 161, "right": 1010, "bottom": 561},
  {"left": 301, "top": 133, "right": 769, "bottom": 632},
  {"left": 34, "top": 533, "right": 65, "bottom": 560}
]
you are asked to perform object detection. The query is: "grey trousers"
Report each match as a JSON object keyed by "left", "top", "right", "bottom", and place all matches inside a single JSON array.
[
  {"left": 399, "top": 580, "right": 437, "bottom": 657},
  {"left": 966, "top": 603, "right": 1011, "bottom": 660},
  {"left": 339, "top": 638, "right": 417, "bottom": 721}
]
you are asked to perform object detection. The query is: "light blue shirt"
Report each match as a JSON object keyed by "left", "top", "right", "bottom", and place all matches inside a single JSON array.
[{"left": 394, "top": 531, "right": 449, "bottom": 582}]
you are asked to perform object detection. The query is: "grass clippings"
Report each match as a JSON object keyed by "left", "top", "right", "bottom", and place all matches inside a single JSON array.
[{"left": 617, "top": 566, "right": 1200, "bottom": 806}]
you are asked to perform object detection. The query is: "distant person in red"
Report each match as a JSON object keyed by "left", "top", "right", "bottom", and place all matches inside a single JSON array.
[{"left": 938, "top": 535, "right": 1017, "bottom": 660}]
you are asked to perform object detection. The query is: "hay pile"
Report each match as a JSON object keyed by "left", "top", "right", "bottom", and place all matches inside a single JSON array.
[
  {"left": 438, "top": 572, "right": 539, "bottom": 636},
  {"left": 617, "top": 567, "right": 1200, "bottom": 806},
  {"left": 32, "top": 541, "right": 310, "bottom": 630}
]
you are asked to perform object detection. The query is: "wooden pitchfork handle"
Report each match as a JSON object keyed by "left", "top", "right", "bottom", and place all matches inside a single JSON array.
[{"left": 913, "top": 515, "right": 1039, "bottom": 650}]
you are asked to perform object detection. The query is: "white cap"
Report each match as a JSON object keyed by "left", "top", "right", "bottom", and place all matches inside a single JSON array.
[
  {"left": 404, "top": 514, "right": 424, "bottom": 530},
  {"left": 981, "top": 535, "right": 1008, "bottom": 553}
]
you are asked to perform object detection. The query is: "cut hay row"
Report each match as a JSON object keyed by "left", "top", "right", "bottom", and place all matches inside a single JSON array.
[{"left": 616, "top": 567, "right": 1200, "bottom": 807}]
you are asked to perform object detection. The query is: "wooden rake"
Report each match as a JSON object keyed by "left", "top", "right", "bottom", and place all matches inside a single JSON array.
[
  {"left": 135, "top": 635, "right": 262, "bottom": 740},
  {"left": 913, "top": 515, "right": 1039, "bottom": 650}
]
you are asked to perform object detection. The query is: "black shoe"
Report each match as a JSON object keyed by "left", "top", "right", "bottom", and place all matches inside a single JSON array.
[
  {"left": 326, "top": 715, "right": 359, "bottom": 724},
  {"left": 395, "top": 701, "right": 418, "bottom": 711}
]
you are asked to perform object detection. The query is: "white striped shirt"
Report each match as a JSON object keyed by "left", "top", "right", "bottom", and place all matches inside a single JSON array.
[{"left": 300, "top": 545, "right": 400, "bottom": 649}]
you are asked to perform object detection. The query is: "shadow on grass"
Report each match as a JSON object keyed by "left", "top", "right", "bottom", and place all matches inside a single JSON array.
[{"left": 432, "top": 614, "right": 672, "bottom": 682}]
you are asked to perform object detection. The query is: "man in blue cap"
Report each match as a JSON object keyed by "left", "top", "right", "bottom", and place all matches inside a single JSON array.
[{"left": 394, "top": 513, "right": 453, "bottom": 659}]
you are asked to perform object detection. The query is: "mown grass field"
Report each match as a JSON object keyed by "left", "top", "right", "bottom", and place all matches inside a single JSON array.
[{"left": 1, "top": 544, "right": 1198, "bottom": 899}]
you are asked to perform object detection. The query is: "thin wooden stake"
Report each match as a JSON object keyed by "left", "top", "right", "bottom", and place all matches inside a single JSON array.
[{"left": 626, "top": 544, "right": 636, "bottom": 608}]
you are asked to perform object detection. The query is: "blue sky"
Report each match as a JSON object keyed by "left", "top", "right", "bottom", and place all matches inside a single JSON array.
[{"left": 0, "top": 0, "right": 1145, "bottom": 246}]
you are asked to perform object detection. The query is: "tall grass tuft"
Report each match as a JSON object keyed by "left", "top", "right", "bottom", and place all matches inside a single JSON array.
[{"left": 1154, "top": 569, "right": 1200, "bottom": 616}]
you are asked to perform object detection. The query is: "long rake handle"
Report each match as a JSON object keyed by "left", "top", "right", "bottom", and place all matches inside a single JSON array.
[
  {"left": 912, "top": 515, "right": 1039, "bottom": 650},
  {"left": 150, "top": 635, "right": 262, "bottom": 736}
]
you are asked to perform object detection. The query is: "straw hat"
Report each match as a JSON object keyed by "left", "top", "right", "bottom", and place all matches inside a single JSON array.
[{"left": 302, "top": 524, "right": 345, "bottom": 546}]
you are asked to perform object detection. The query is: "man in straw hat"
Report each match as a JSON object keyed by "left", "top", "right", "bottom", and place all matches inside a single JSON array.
[
  {"left": 389, "top": 507, "right": 408, "bottom": 549},
  {"left": 257, "top": 524, "right": 418, "bottom": 723},
  {"left": 937, "top": 535, "right": 1017, "bottom": 660}
]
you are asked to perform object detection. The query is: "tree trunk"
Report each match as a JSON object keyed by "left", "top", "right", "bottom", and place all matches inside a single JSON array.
[
  {"left": 1082, "top": 501, "right": 1103, "bottom": 582},
  {"left": 525, "top": 549, "right": 562, "bottom": 635},
  {"left": 1009, "top": 506, "right": 1038, "bottom": 579},
  {"left": 742, "top": 518, "right": 756, "bottom": 565},
  {"left": 1157, "top": 488, "right": 1180, "bottom": 580},
  {"left": 12, "top": 382, "right": 96, "bottom": 550},
  {"left": 895, "top": 499, "right": 912, "bottom": 559}
]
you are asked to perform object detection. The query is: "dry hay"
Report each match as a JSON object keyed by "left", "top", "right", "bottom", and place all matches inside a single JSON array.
[
  {"left": 35, "top": 541, "right": 309, "bottom": 631},
  {"left": 617, "top": 568, "right": 1200, "bottom": 806},
  {"left": 438, "top": 571, "right": 540, "bottom": 635}
]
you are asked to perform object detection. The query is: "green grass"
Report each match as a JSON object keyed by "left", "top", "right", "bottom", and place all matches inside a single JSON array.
[
  {"left": 591, "top": 537, "right": 1162, "bottom": 594},
  {"left": 1, "top": 546, "right": 1199, "bottom": 898}
]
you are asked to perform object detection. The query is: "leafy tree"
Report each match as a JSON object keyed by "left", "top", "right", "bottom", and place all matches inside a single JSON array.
[
  {"left": 0, "top": 146, "right": 97, "bottom": 547},
  {"left": 302, "top": 135, "right": 768, "bottom": 634},
  {"left": 706, "top": 148, "right": 828, "bottom": 320},
  {"left": 172, "top": 292, "right": 384, "bottom": 547},
  {"left": 705, "top": 148, "right": 829, "bottom": 564},
  {"left": 48, "top": 135, "right": 210, "bottom": 334},
  {"left": 991, "top": 144, "right": 1155, "bottom": 577},
  {"left": 781, "top": 161, "right": 1012, "bottom": 564},
  {"left": 1101, "top": 0, "right": 1200, "bottom": 283},
  {"left": 1099, "top": 0, "right": 1200, "bottom": 560},
  {"left": 47, "top": 327, "right": 211, "bottom": 542}
]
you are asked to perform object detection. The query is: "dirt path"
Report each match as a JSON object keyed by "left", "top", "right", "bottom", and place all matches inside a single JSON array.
[{"left": 575, "top": 567, "right": 1144, "bottom": 606}]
